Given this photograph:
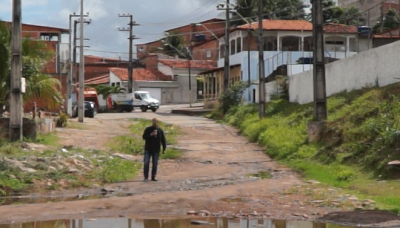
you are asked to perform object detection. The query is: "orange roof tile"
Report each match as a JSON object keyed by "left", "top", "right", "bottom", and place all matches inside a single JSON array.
[
  {"left": 109, "top": 68, "right": 163, "bottom": 81},
  {"left": 84, "top": 74, "right": 110, "bottom": 85},
  {"left": 323, "top": 24, "right": 358, "bottom": 34},
  {"left": 158, "top": 59, "right": 216, "bottom": 69},
  {"left": 239, "top": 19, "right": 312, "bottom": 31}
]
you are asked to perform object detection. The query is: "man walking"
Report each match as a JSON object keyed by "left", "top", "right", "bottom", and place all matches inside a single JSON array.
[{"left": 142, "top": 118, "right": 166, "bottom": 182}]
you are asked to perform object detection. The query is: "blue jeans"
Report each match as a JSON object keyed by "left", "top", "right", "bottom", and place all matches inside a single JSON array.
[{"left": 143, "top": 150, "right": 159, "bottom": 179}]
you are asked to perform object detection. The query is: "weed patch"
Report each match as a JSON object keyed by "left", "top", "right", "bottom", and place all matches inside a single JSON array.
[
  {"left": 108, "top": 119, "right": 182, "bottom": 159},
  {"left": 211, "top": 82, "right": 400, "bottom": 212}
]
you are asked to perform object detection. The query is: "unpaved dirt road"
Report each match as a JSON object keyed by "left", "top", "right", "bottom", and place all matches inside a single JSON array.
[{"left": 0, "top": 106, "right": 399, "bottom": 226}]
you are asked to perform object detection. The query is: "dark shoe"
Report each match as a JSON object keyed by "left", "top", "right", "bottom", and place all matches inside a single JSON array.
[
  {"left": 144, "top": 178, "right": 148, "bottom": 182},
  {"left": 151, "top": 178, "right": 158, "bottom": 181}
]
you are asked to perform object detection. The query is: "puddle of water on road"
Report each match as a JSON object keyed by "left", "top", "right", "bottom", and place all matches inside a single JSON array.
[
  {"left": 246, "top": 171, "right": 272, "bottom": 179},
  {"left": 0, "top": 217, "right": 369, "bottom": 228}
]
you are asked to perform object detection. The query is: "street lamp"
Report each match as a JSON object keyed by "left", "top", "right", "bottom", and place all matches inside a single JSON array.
[
  {"left": 161, "top": 41, "right": 193, "bottom": 108},
  {"left": 195, "top": 23, "right": 219, "bottom": 40}
]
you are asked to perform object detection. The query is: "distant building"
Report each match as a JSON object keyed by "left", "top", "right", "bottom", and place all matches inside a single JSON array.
[{"left": 2, "top": 21, "right": 69, "bottom": 112}]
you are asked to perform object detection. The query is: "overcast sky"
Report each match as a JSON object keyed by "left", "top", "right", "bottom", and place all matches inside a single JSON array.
[
  {"left": 0, "top": 0, "right": 223, "bottom": 59},
  {"left": 0, "top": 0, "right": 313, "bottom": 59}
]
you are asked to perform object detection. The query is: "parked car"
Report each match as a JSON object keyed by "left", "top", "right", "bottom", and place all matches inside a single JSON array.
[{"left": 72, "top": 101, "right": 96, "bottom": 118}]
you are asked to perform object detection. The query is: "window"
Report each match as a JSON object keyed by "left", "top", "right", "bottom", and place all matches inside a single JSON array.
[
  {"left": 230, "top": 40, "right": 236, "bottom": 55},
  {"left": 111, "top": 82, "right": 116, "bottom": 87},
  {"left": 135, "top": 94, "right": 141, "bottom": 100},
  {"left": 236, "top": 37, "right": 242, "bottom": 53},
  {"left": 116, "top": 82, "right": 121, "bottom": 86},
  {"left": 206, "top": 49, "right": 212, "bottom": 58},
  {"left": 220, "top": 45, "right": 225, "bottom": 59},
  {"left": 325, "top": 41, "right": 344, "bottom": 45}
]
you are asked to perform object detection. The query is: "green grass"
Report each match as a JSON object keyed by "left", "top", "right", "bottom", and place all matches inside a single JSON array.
[
  {"left": 210, "top": 82, "right": 400, "bottom": 212},
  {"left": 107, "top": 119, "right": 182, "bottom": 159},
  {"left": 161, "top": 148, "right": 183, "bottom": 159},
  {"left": 67, "top": 121, "right": 89, "bottom": 130},
  {"left": 31, "top": 134, "right": 60, "bottom": 147}
]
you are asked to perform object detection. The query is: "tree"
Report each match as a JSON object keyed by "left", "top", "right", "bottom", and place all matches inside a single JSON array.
[
  {"left": 321, "top": 0, "right": 344, "bottom": 23},
  {"left": 162, "top": 31, "right": 187, "bottom": 58},
  {"left": 338, "top": 6, "right": 366, "bottom": 26},
  {"left": 373, "top": 8, "right": 400, "bottom": 33},
  {"left": 0, "top": 20, "right": 62, "bottom": 114},
  {"left": 0, "top": 21, "right": 11, "bottom": 114},
  {"left": 94, "top": 84, "right": 125, "bottom": 98},
  {"left": 232, "top": 0, "right": 306, "bottom": 26}
]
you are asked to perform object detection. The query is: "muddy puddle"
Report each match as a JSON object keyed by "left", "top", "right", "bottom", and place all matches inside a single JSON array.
[{"left": 0, "top": 218, "right": 374, "bottom": 228}]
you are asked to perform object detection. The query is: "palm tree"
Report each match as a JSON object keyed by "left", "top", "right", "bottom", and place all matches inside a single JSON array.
[
  {"left": 0, "top": 20, "right": 62, "bottom": 113},
  {"left": 162, "top": 31, "right": 187, "bottom": 58},
  {"left": 0, "top": 20, "right": 11, "bottom": 114},
  {"left": 94, "top": 84, "right": 125, "bottom": 98}
]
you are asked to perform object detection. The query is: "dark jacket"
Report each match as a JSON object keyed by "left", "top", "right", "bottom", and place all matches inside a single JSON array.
[{"left": 142, "top": 126, "right": 166, "bottom": 153}]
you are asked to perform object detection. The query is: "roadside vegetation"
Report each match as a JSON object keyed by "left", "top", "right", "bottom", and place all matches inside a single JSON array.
[
  {"left": 108, "top": 118, "right": 182, "bottom": 159},
  {"left": 209, "top": 82, "right": 400, "bottom": 213},
  {"left": 0, "top": 132, "right": 141, "bottom": 199}
]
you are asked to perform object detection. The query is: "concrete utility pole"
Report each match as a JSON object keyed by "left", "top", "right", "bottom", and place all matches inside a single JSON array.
[
  {"left": 311, "top": 0, "right": 327, "bottom": 121},
  {"left": 380, "top": 1, "right": 384, "bottom": 33},
  {"left": 9, "top": 0, "right": 23, "bottom": 141},
  {"left": 187, "top": 47, "right": 193, "bottom": 108},
  {"left": 258, "top": 0, "right": 266, "bottom": 119},
  {"left": 78, "top": 0, "right": 84, "bottom": 123},
  {"left": 224, "top": 0, "right": 230, "bottom": 92},
  {"left": 248, "top": 29, "right": 251, "bottom": 102},
  {"left": 72, "top": 19, "right": 90, "bottom": 86},
  {"left": 118, "top": 14, "right": 139, "bottom": 93},
  {"left": 67, "top": 13, "right": 88, "bottom": 116}
]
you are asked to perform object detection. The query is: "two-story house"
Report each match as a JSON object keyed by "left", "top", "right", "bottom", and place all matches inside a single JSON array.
[{"left": 200, "top": 19, "right": 366, "bottom": 103}]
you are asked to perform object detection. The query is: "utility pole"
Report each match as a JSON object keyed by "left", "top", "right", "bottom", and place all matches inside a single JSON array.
[
  {"left": 248, "top": 29, "right": 251, "bottom": 102},
  {"left": 187, "top": 47, "right": 193, "bottom": 108},
  {"left": 217, "top": 2, "right": 231, "bottom": 93},
  {"left": 258, "top": 0, "right": 266, "bottom": 119},
  {"left": 78, "top": 0, "right": 84, "bottom": 123},
  {"left": 73, "top": 19, "right": 91, "bottom": 85},
  {"left": 311, "top": 0, "right": 327, "bottom": 121},
  {"left": 118, "top": 14, "right": 139, "bottom": 93},
  {"left": 380, "top": 1, "right": 384, "bottom": 33},
  {"left": 68, "top": 13, "right": 88, "bottom": 116},
  {"left": 224, "top": 0, "right": 230, "bottom": 93},
  {"left": 9, "top": 0, "right": 23, "bottom": 141}
]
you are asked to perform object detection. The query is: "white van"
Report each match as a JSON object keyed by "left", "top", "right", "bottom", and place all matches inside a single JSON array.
[{"left": 133, "top": 91, "right": 160, "bottom": 112}]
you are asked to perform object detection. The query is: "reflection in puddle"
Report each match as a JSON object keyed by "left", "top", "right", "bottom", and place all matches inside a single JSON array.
[{"left": 0, "top": 218, "right": 363, "bottom": 228}]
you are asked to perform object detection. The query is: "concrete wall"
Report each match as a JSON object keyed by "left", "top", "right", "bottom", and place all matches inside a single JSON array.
[
  {"left": 289, "top": 40, "right": 400, "bottom": 104},
  {"left": 136, "top": 80, "right": 196, "bottom": 105}
]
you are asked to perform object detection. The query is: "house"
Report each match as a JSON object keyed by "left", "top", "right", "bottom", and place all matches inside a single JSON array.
[
  {"left": 73, "top": 55, "right": 144, "bottom": 82},
  {"left": 372, "top": 28, "right": 400, "bottom": 48},
  {"left": 200, "top": 19, "right": 365, "bottom": 103},
  {"left": 2, "top": 21, "right": 69, "bottom": 112},
  {"left": 136, "top": 18, "right": 226, "bottom": 61},
  {"left": 84, "top": 56, "right": 214, "bottom": 104}
]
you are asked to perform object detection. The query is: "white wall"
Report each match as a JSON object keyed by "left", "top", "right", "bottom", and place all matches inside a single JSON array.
[
  {"left": 157, "top": 62, "right": 174, "bottom": 76},
  {"left": 109, "top": 72, "right": 122, "bottom": 86},
  {"left": 289, "top": 40, "right": 400, "bottom": 104}
]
